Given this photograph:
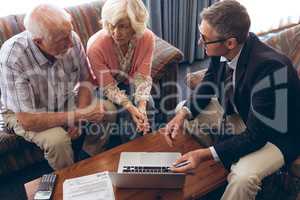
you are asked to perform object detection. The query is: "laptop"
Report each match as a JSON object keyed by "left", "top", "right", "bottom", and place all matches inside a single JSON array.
[{"left": 109, "top": 152, "right": 186, "bottom": 189}]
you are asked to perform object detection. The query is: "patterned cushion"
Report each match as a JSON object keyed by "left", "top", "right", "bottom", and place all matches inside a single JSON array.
[
  {"left": 185, "top": 68, "right": 207, "bottom": 89},
  {"left": 264, "top": 24, "right": 300, "bottom": 71},
  {"left": 185, "top": 98, "right": 221, "bottom": 147},
  {"left": 152, "top": 37, "right": 183, "bottom": 81}
]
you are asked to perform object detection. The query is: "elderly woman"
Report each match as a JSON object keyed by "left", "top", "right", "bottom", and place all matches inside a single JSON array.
[{"left": 87, "top": 0, "right": 155, "bottom": 141}]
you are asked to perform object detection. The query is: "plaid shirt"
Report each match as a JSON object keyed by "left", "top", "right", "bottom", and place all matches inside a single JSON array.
[{"left": 0, "top": 31, "right": 90, "bottom": 113}]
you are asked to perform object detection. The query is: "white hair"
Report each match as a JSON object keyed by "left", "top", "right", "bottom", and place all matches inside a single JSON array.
[
  {"left": 24, "top": 4, "right": 72, "bottom": 40},
  {"left": 101, "top": 0, "right": 149, "bottom": 37}
]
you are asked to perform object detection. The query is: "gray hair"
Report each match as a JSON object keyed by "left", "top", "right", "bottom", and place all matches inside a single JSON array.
[
  {"left": 201, "top": 0, "right": 251, "bottom": 43},
  {"left": 101, "top": 0, "right": 149, "bottom": 37},
  {"left": 24, "top": 4, "right": 72, "bottom": 40}
]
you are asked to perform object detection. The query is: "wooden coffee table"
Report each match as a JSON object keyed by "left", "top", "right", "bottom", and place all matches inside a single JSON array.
[{"left": 26, "top": 132, "right": 227, "bottom": 200}]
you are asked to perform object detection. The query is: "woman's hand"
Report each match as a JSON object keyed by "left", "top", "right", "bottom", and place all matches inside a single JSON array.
[
  {"left": 123, "top": 102, "right": 147, "bottom": 133},
  {"left": 137, "top": 100, "right": 150, "bottom": 135}
]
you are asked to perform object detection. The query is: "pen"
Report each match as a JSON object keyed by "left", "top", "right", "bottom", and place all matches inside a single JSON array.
[{"left": 174, "top": 160, "right": 191, "bottom": 168}]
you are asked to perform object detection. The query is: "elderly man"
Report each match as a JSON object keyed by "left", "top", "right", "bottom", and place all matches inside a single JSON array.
[{"left": 0, "top": 4, "right": 116, "bottom": 170}]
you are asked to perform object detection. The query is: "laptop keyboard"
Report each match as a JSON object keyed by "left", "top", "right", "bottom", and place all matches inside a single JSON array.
[{"left": 122, "top": 166, "right": 172, "bottom": 173}]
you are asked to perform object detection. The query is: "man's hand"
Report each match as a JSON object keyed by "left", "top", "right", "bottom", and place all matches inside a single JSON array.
[
  {"left": 171, "top": 148, "right": 213, "bottom": 173},
  {"left": 76, "top": 100, "right": 105, "bottom": 123},
  {"left": 162, "top": 109, "right": 189, "bottom": 146},
  {"left": 67, "top": 126, "right": 80, "bottom": 140}
]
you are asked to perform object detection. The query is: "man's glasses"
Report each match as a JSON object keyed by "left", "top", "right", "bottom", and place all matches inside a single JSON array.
[{"left": 199, "top": 32, "right": 229, "bottom": 45}]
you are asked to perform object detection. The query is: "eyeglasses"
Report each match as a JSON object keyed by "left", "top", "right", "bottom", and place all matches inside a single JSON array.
[{"left": 199, "top": 32, "right": 228, "bottom": 45}]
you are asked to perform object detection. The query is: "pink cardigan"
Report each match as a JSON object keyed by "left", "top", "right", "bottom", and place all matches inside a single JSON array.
[{"left": 87, "top": 28, "right": 155, "bottom": 87}]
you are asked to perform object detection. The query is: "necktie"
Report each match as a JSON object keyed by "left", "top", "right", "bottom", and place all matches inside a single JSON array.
[
  {"left": 224, "top": 62, "right": 235, "bottom": 115},
  {"left": 220, "top": 62, "right": 235, "bottom": 135}
]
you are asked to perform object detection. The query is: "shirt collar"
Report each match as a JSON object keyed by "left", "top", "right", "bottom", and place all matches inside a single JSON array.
[{"left": 220, "top": 45, "right": 244, "bottom": 70}]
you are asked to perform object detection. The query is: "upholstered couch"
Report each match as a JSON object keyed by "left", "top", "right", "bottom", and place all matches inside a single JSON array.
[
  {"left": 0, "top": 0, "right": 183, "bottom": 185},
  {"left": 185, "top": 23, "right": 300, "bottom": 199}
]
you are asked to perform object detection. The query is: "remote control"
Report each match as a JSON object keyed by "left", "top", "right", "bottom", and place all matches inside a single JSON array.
[{"left": 34, "top": 173, "right": 57, "bottom": 200}]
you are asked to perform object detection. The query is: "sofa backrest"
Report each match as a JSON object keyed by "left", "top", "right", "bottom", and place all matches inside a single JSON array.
[
  {"left": 263, "top": 23, "right": 300, "bottom": 73},
  {"left": 0, "top": 1, "right": 183, "bottom": 81},
  {"left": 0, "top": 1, "right": 105, "bottom": 49}
]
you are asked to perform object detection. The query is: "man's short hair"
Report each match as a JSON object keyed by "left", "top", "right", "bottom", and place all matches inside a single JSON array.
[
  {"left": 24, "top": 4, "right": 72, "bottom": 40},
  {"left": 201, "top": 0, "right": 251, "bottom": 44}
]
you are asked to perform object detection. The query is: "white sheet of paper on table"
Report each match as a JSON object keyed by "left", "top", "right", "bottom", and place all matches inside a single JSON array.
[{"left": 63, "top": 171, "right": 115, "bottom": 200}]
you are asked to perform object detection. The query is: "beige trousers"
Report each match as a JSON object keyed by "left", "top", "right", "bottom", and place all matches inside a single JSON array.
[
  {"left": 186, "top": 98, "right": 285, "bottom": 200},
  {"left": 221, "top": 142, "right": 284, "bottom": 200},
  {"left": 3, "top": 100, "right": 116, "bottom": 170}
]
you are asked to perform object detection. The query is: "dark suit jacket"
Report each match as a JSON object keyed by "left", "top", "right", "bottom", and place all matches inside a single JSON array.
[{"left": 185, "top": 33, "right": 300, "bottom": 169}]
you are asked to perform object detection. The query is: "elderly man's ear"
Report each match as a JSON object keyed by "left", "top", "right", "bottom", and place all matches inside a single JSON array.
[
  {"left": 33, "top": 38, "right": 43, "bottom": 45},
  {"left": 225, "top": 38, "right": 239, "bottom": 50}
]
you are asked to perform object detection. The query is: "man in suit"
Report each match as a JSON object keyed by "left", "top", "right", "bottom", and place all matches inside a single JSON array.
[{"left": 163, "top": 0, "right": 300, "bottom": 199}]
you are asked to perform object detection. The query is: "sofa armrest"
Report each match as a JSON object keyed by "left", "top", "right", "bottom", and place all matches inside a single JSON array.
[{"left": 185, "top": 68, "right": 208, "bottom": 90}]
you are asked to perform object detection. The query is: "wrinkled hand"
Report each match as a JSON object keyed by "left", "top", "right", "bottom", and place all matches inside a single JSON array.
[
  {"left": 171, "top": 148, "right": 212, "bottom": 173},
  {"left": 127, "top": 104, "right": 148, "bottom": 134},
  {"left": 162, "top": 110, "right": 187, "bottom": 146},
  {"left": 76, "top": 100, "right": 105, "bottom": 123},
  {"left": 137, "top": 102, "right": 150, "bottom": 135}
]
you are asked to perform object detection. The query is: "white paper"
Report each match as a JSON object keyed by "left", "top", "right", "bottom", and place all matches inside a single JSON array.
[{"left": 63, "top": 171, "right": 115, "bottom": 200}]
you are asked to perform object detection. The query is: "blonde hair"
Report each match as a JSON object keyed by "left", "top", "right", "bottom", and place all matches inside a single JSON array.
[
  {"left": 101, "top": 0, "right": 149, "bottom": 37},
  {"left": 24, "top": 4, "right": 72, "bottom": 41}
]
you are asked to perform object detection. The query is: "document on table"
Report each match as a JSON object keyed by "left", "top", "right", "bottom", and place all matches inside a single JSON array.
[{"left": 63, "top": 171, "right": 115, "bottom": 200}]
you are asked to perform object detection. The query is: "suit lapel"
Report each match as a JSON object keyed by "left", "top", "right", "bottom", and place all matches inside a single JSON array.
[{"left": 234, "top": 33, "right": 256, "bottom": 102}]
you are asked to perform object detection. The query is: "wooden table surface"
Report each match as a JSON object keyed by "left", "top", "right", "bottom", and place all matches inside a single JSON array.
[{"left": 29, "top": 132, "right": 228, "bottom": 200}]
